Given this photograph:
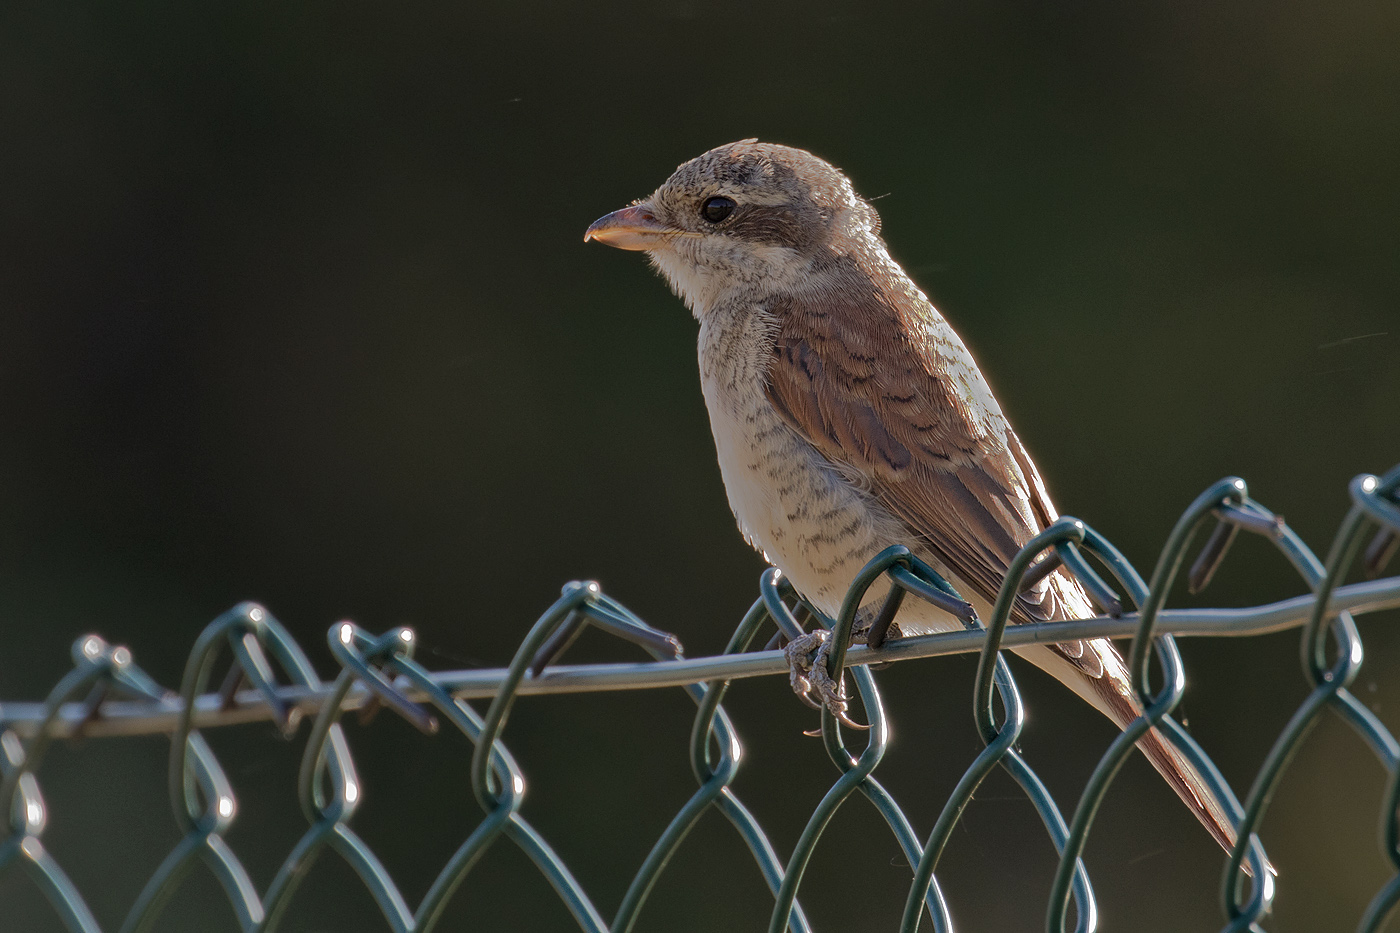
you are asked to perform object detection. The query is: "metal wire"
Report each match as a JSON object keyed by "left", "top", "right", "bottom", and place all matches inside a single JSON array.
[{"left": 2, "top": 466, "right": 1399, "bottom": 933}]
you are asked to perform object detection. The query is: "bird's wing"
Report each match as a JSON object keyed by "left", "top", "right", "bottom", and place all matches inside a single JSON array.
[
  {"left": 761, "top": 255, "right": 1252, "bottom": 860},
  {"left": 762, "top": 256, "right": 1094, "bottom": 630}
]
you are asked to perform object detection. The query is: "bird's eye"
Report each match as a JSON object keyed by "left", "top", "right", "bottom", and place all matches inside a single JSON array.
[{"left": 700, "top": 196, "right": 736, "bottom": 223}]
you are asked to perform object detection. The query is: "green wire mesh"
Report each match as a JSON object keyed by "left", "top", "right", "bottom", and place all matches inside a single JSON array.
[{"left": 3, "top": 465, "right": 1400, "bottom": 933}]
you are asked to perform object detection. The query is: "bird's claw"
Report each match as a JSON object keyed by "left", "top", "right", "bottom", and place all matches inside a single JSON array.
[{"left": 783, "top": 629, "right": 869, "bottom": 731}]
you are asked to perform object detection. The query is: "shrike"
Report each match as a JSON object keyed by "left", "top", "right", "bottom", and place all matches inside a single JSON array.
[{"left": 585, "top": 140, "right": 1239, "bottom": 856}]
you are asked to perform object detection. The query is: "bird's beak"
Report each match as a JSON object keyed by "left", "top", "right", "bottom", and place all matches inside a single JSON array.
[{"left": 583, "top": 203, "right": 676, "bottom": 251}]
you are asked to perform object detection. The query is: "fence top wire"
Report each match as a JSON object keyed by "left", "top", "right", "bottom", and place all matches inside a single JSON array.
[
  {"left": 2, "top": 573, "right": 1399, "bottom": 740},
  {"left": 2, "top": 463, "right": 1399, "bottom": 933}
]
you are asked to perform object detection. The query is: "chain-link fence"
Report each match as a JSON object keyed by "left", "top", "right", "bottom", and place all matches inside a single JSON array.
[{"left": 3, "top": 464, "right": 1400, "bottom": 933}]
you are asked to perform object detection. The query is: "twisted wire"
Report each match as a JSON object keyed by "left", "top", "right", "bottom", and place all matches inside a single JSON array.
[{"left": 1, "top": 467, "right": 1398, "bottom": 931}]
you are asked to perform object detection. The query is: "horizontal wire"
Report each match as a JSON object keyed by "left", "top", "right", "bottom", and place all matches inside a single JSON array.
[{"left": 3, "top": 575, "right": 1398, "bottom": 740}]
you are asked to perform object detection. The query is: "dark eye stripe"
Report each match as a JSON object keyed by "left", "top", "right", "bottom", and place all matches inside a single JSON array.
[{"left": 700, "top": 196, "right": 736, "bottom": 223}]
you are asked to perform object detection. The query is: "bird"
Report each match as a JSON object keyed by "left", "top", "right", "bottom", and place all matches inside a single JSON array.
[{"left": 583, "top": 139, "right": 1241, "bottom": 858}]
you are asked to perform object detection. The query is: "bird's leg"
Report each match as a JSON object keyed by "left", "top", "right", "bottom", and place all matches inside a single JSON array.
[
  {"left": 850, "top": 600, "right": 903, "bottom": 657},
  {"left": 783, "top": 629, "right": 831, "bottom": 711},
  {"left": 857, "top": 586, "right": 904, "bottom": 650},
  {"left": 783, "top": 606, "right": 876, "bottom": 730}
]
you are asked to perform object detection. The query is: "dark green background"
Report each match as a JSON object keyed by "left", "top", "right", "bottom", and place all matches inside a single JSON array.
[{"left": 2, "top": 1, "right": 1397, "bottom": 930}]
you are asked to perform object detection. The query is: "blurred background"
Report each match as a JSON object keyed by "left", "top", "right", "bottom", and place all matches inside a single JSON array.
[{"left": 2, "top": 1, "right": 1397, "bottom": 930}]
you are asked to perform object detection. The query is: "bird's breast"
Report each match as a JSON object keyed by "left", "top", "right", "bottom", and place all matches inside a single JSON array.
[{"left": 696, "top": 308, "right": 919, "bottom": 618}]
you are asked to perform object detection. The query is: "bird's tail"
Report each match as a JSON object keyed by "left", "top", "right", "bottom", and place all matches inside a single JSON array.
[{"left": 1021, "top": 639, "right": 1269, "bottom": 876}]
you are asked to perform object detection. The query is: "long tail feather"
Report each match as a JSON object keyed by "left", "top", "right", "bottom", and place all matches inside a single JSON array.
[{"left": 1022, "top": 640, "right": 1271, "bottom": 877}]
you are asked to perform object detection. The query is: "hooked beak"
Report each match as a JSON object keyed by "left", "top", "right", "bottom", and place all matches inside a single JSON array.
[{"left": 583, "top": 203, "right": 677, "bottom": 251}]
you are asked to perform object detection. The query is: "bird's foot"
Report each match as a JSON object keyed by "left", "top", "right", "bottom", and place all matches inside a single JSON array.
[{"left": 783, "top": 629, "right": 868, "bottom": 731}]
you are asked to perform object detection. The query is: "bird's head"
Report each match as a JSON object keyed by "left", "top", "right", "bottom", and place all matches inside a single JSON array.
[{"left": 585, "top": 140, "right": 882, "bottom": 315}]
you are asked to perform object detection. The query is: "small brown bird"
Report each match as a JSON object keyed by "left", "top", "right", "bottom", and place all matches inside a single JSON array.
[{"left": 585, "top": 140, "right": 1239, "bottom": 856}]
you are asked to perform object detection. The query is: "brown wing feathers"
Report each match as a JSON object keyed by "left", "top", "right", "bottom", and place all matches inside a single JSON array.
[
  {"left": 761, "top": 260, "right": 1253, "bottom": 856},
  {"left": 763, "top": 256, "right": 1076, "bottom": 628}
]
